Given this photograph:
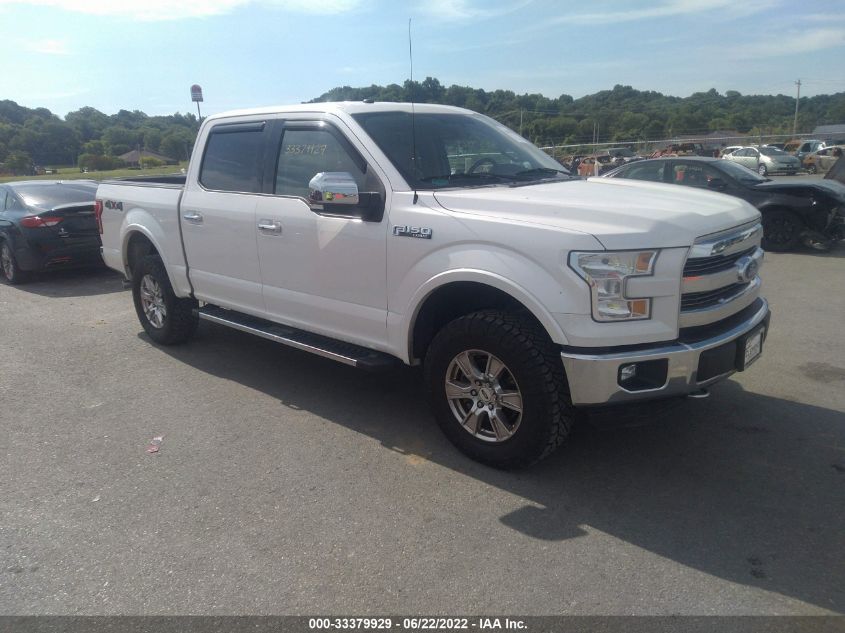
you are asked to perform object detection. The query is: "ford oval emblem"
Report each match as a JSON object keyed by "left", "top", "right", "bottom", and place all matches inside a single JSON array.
[{"left": 735, "top": 256, "right": 759, "bottom": 283}]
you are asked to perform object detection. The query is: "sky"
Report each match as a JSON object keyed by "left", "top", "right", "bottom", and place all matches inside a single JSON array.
[{"left": 1, "top": 0, "right": 844, "bottom": 119}]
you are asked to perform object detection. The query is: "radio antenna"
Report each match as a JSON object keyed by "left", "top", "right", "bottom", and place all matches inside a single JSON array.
[{"left": 408, "top": 17, "right": 418, "bottom": 204}]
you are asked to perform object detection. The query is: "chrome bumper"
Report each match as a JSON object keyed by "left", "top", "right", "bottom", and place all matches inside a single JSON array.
[{"left": 560, "top": 298, "right": 770, "bottom": 406}]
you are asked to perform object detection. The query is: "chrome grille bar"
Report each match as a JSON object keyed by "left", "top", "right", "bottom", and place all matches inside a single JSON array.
[{"left": 680, "top": 221, "right": 764, "bottom": 329}]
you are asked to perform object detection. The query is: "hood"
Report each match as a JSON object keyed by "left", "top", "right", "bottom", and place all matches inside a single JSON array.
[
  {"left": 432, "top": 177, "right": 760, "bottom": 250},
  {"left": 753, "top": 179, "right": 845, "bottom": 203}
]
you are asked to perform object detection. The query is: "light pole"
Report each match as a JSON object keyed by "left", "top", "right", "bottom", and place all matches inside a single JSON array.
[{"left": 792, "top": 79, "right": 801, "bottom": 139}]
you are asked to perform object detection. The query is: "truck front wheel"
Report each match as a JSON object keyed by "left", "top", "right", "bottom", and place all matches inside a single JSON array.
[
  {"left": 132, "top": 254, "right": 198, "bottom": 345},
  {"left": 424, "top": 310, "right": 573, "bottom": 469}
]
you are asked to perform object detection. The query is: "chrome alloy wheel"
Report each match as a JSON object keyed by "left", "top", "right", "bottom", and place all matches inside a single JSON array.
[
  {"left": 139, "top": 274, "right": 167, "bottom": 329},
  {"left": 445, "top": 349, "right": 523, "bottom": 442},
  {"left": 1, "top": 244, "right": 12, "bottom": 279}
]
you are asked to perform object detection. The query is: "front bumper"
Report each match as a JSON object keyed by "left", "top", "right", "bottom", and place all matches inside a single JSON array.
[{"left": 560, "top": 298, "right": 770, "bottom": 406}]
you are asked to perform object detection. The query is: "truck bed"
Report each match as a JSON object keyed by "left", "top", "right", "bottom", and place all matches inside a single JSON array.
[
  {"left": 105, "top": 174, "right": 187, "bottom": 187},
  {"left": 97, "top": 178, "right": 192, "bottom": 296}
]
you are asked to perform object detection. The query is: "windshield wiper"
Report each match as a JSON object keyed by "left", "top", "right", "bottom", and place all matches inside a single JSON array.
[
  {"left": 419, "top": 173, "right": 516, "bottom": 185},
  {"left": 512, "top": 167, "right": 571, "bottom": 180}
]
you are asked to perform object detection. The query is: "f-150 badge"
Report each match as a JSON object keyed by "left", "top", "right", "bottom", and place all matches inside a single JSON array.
[{"left": 393, "top": 225, "right": 432, "bottom": 239}]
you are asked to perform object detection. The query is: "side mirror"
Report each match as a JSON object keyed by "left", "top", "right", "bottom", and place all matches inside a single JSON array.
[
  {"left": 307, "top": 171, "right": 384, "bottom": 222},
  {"left": 308, "top": 172, "right": 360, "bottom": 207},
  {"left": 708, "top": 177, "right": 728, "bottom": 190}
]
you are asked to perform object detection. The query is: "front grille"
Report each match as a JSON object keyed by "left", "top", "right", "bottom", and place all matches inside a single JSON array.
[
  {"left": 681, "top": 282, "right": 750, "bottom": 310},
  {"left": 680, "top": 222, "right": 763, "bottom": 328},
  {"left": 683, "top": 246, "right": 755, "bottom": 276}
]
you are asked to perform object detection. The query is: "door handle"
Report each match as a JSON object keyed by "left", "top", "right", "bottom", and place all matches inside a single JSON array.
[
  {"left": 258, "top": 220, "right": 282, "bottom": 234},
  {"left": 183, "top": 211, "right": 203, "bottom": 223}
]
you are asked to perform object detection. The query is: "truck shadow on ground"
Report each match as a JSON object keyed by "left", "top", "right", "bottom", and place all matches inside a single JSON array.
[
  {"left": 152, "top": 322, "right": 845, "bottom": 613},
  {"left": 5, "top": 265, "right": 125, "bottom": 297}
]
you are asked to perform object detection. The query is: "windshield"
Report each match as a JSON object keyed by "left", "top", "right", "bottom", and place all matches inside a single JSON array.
[
  {"left": 716, "top": 160, "right": 767, "bottom": 184},
  {"left": 759, "top": 147, "right": 788, "bottom": 157},
  {"left": 608, "top": 148, "right": 635, "bottom": 157},
  {"left": 351, "top": 111, "right": 569, "bottom": 189}
]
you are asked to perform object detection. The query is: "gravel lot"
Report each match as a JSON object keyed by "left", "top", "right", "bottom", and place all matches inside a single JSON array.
[{"left": 1, "top": 243, "right": 843, "bottom": 615}]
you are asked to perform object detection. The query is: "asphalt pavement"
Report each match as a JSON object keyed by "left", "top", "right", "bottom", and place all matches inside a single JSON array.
[{"left": 1, "top": 244, "right": 844, "bottom": 615}]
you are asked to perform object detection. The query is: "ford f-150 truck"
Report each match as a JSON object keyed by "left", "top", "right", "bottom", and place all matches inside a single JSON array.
[{"left": 97, "top": 102, "right": 770, "bottom": 468}]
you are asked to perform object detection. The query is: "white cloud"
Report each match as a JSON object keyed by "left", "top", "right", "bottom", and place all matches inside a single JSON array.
[
  {"left": 0, "top": 0, "right": 363, "bottom": 21},
  {"left": 23, "top": 38, "right": 70, "bottom": 54},
  {"left": 801, "top": 13, "right": 845, "bottom": 22},
  {"left": 555, "top": 0, "right": 770, "bottom": 25},
  {"left": 732, "top": 27, "right": 845, "bottom": 58},
  {"left": 418, "top": 0, "right": 533, "bottom": 21}
]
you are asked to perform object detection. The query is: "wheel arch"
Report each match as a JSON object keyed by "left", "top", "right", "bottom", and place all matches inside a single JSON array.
[
  {"left": 758, "top": 203, "right": 809, "bottom": 224},
  {"left": 406, "top": 274, "right": 568, "bottom": 363},
  {"left": 123, "top": 228, "right": 164, "bottom": 277},
  {"left": 121, "top": 228, "right": 187, "bottom": 297}
]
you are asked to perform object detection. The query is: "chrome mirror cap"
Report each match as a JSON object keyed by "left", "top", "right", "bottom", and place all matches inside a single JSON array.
[{"left": 308, "top": 172, "right": 359, "bottom": 207}]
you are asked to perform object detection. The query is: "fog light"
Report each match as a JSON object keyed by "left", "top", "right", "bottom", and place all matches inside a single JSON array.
[
  {"left": 620, "top": 363, "right": 637, "bottom": 382},
  {"left": 617, "top": 359, "right": 669, "bottom": 392}
]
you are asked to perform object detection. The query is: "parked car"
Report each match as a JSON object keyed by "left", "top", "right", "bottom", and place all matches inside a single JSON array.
[
  {"left": 97, "top": 102, "right": 770, "bottom": 468},
  {"left": 652, "top": 142, "right": 719, "bottom": 158},
  {"left": 721, "top": 145, "right": 744, "bottom": 157},
  {"left": 722, "top": 146, "right": 800, "bottom": 176},
  {"left": 604, "top": 157, "right": 845, "bottom": 251},
  {"left": 606, "top": 147, "right": 642, "bottom": 164},
  {"left": 0, "top": 180, "right": 102, "bottom": 284},
  {"left": 784, "top": 139, "right": 826, "bottom": 161},
  {"left": 803, "top": 146, "right": 845, "bottom": 174},
  {"left": 577, "top": 153, "right": 616, "bottom": 176}
]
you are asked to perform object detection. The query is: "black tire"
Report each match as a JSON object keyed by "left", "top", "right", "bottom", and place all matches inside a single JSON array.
[
  {"left": 807, "top": 164, "right": 817, "bottom": 174},
  {"left": 424, "top": 310, "right": 573, "bottom": 469},
  {"left": 0, "top": 240, "right": 30, "bottom": 285},
  {"left": 132, "top": 254, "right": 198, "bottom": 345},
  {"left": 761, "top": 208, "right": 803, "bottom": 252},
  {"left": 757, "top": 163, "right": 768, "bottom": 176}
]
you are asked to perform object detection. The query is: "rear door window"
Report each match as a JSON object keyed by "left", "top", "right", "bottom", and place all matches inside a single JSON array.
[{"left": 199, "top": 123, "right": 265, "bottom": 193}]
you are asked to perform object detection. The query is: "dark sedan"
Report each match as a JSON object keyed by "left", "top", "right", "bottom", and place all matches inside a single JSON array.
[
  {"left": 603, "top": 157, "right": 845, "bottom": 251},
  {"left": 0, "top": 180, "right": 102, "bottom": 284}
]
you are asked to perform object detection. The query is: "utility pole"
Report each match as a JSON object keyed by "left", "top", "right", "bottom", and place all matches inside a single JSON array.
[
  {"left": 519, "top": 109, "right": 524, "bottom": 136},
  {"left": 792, "top": 79, "right": 801, "bottom": 139}
]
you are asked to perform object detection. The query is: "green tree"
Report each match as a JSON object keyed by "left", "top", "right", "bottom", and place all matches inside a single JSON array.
[
  {"left": 5, "top": 150, "right": 32, "bottom": 175},
  {"left": 66, "top": 107, "right": 110, "bottom": 142},
  {"left": 141, "top": 127, "right": 163, "bottom": 153},
  {"left": 160, "top": 128, "right": 196, "bottom": 160}
]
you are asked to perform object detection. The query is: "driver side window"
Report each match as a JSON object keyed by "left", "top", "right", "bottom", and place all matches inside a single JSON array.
[
  {"left": 275, "top": 128, "right": 367, "bottom": 199},
  {"left": 672, "top": 163, "right": 721, "bottom": 188},
  {"left": 620, "top": 162, "right": 664, "bottom": 182}
]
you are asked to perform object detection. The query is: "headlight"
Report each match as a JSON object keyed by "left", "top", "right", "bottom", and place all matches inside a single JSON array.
[{"left": 569, "top": 250, "right": 658, "bottom": 321}]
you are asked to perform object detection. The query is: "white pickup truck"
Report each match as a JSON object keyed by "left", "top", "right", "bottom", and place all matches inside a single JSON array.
[{"left": 97, "top": 102, "right": 770, "bottom": 468}]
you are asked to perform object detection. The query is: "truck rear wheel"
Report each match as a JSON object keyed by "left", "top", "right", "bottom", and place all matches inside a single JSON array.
[
  {"left": 132, "top": 254, "right": 198, "bottom": 345},
  {"left": 424, "top": 310, "right": 573, "bottom": 469}
]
